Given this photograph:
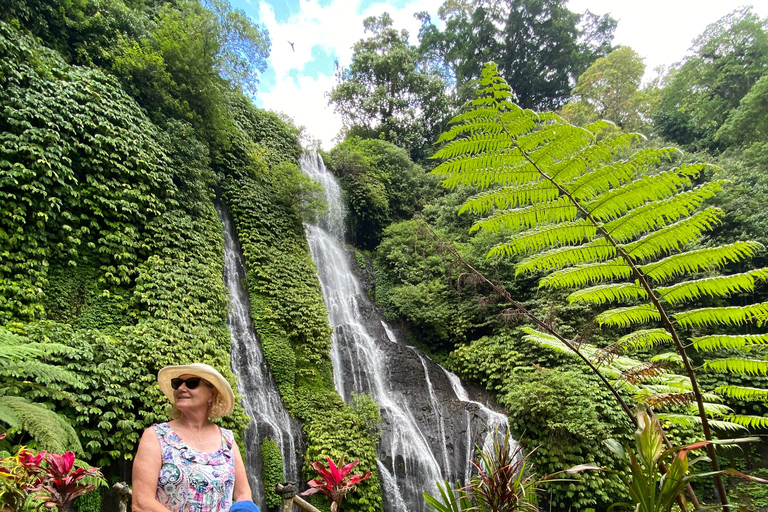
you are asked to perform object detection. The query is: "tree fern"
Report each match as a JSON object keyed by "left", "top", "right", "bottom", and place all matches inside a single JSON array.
[
  {"left": 432, "top": 62, "right": 768, "bottom": 508},
  {"left": 0, "top": 328, "right": 81, "bottom": 452}
]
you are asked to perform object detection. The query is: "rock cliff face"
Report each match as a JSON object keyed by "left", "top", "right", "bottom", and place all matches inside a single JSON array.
[{"left": 303, "top": 152, "right": 510, "bottom": 512}]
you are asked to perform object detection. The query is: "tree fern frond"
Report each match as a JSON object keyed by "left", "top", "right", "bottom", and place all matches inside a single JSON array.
[
  {"left": 715, "top": 385, "right": 768, "bottom": 401},
  {"left": 540, "top": 259, "right": 632, "bottom": 289},
  {"left": 621, "top": 207, "right": 724, "bottom": 262},
  {"left": 651, "top": 352, "right": 683, "bottom": 365},
  {"left": 704, "top": 358, "right": 768, "bottom": 376},
  {"left": 459, "top": 181, "right": 560, "bottom": 215},
  {"left": 585, "top": 168, "right": 695, "bottom": 222},
  {"left": 567, "top": 147, "right": 680, "bottom": 201},
  {"left": 620, "top": 361, "right": 672, "bottom": 384},
  {"left": 515, "top": 239, "right": 616, "bottom": 275},
  {"left": 638, "top": 392, "right": 697, "bottom": 408},
  {"left": 657, "top": 271, "right": 759, "bottom": 306},
  {"left": 603, "top": 182, "right": 726, "bottom": 243},
  {"left": 596, "top": 304, "right": 660, "bottom": 328},
  {"left": 0, "top": 359, "right": 81, "bottom": 387},
  {"left": 674, "top": 302, "right": 768, "bottom": 328},
  {"left": 640, "top": 241, "right": 765, "bottom": 282},
  {"left": 521, "top": 124, "right": 594, "bottom": 168},
  {"left": 470, "top": 197, "right": 577, "bottom": 233},
  {"left": 567, "top": 282, "right": 647, "bottom": 305},
  {"left": 656, "top": 413, "right": 745, "bottom": 431},
  {"left": 694, "top": 402, "right": 732, "bottom": 417},
  {"left": 693, "top": 334, "right": 768, "bottom": 351},
  {"left": 432, "top": 134, "right": 515, "bottom": 160},
  {"left": 614, "top": 329, "right": 674, "bottom": 351},
  {"left": 720, "top": 415, "right": 768, "bottom": 429},
  {"left": 488, "top": 221, "right": 596, "bottom": 258},
  {"left": 0, "top": 396, "right": 82, "bottom": 453}
]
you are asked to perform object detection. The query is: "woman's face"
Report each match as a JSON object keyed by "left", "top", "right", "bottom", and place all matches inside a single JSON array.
[{"left": 173, "top": 373, "right": 216, "bottom": 414}]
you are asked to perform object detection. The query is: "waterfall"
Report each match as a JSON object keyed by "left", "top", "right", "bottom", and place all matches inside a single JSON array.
[
  {"left": 300, "top": 151, "right": 511, "bottom": 512},
  {"left": 218, "top": 204, "right": 303, "bottom": 508}
]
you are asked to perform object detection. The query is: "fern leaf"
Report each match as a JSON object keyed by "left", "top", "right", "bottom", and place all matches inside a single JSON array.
[
  {"left": 585, "top": 168, "right": 696, "bottom": 222},
  {"left": 567, "top": 147, "right": 680, "bottom": 201},
  {"left": 515, "top": 239, "right": 616, "bottom": 275},
  {"left": 0, "top": 396, "right": 82, "bottom": 453},
  {"left": 567, "top": 282, "right": 647, "bottom": 305},
  {"left": 656, "top": 413, "right": 745, "bottom": 431},
  {"left": 614, "top": 329, "right": 674, "bottom": 350},
  {"left": 638, "top": 392, "right": 697, "bottom": 408},
  {"left": 597, "top": 304, "right": 660, "bottom": 328},
  {"left": 674, "top": 302, "right": 768, "bottom": 328},
  {"left": 657, "top": 271, "right": 759, "bottom": 306},
  {"left": 469, "top": 197, "right": 577, "bottom": 234},
  {"left": 459, "top": 181, "right": 560, "bottom": 215},
  {"left": 721, "top": 415, "right": 768, "bottom": 429},
  {"left": 704, "top": 358, "right": 768, "bottom": 376},
  {"left": 693, "top": 334, "right": 768, "bottom": 351},
  {"left": 540, "top": 259, "right": 632, "bottom": 289},
  {"left": 640, "top": 241, "right": 764, "bottom": 282},
  {"left": 715, "top": 385, "right": 768, "bottom": 401},
  {"left": 488, "top": 221, "right": 596, "bottom": 258},
  {"left": 604, "top": 182, "right": 725, "bottom": 243},
  {"left": 621, "top": 207, "right": 724, "bottom": 262}
]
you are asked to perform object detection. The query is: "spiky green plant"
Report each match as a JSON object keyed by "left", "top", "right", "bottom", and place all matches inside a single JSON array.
[
  {"left": 0, "top": 328, "right": 81, "bottom": 453},
  {"left": 431, "top": 62, "right": 768, "bottom": 509}
]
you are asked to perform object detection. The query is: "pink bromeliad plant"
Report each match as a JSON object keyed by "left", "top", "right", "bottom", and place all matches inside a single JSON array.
[
  {"left": 0, "top": 440, "right": 102, "bottom": 512},
  {"left": 300, "top": 456, "right": 372, "bottom": 512}
]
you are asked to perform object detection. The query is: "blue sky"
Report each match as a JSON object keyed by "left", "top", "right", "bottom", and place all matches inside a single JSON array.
[{"left": 230, "top": 0, "right": 768, "bottom": 149}]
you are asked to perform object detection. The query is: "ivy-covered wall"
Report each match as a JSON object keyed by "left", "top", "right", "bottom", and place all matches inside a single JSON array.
[{"left": 0, "top": 19, "right": 384, "bottom": 512}]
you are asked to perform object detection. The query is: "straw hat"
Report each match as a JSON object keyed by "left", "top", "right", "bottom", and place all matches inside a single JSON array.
[{"left": 158, "top": 363, "right": 235, "bottom": 419}]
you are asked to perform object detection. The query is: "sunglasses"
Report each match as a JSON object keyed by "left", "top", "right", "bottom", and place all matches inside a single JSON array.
[{"left": 170, "top": 377, "right": 212, "bottom": 390}]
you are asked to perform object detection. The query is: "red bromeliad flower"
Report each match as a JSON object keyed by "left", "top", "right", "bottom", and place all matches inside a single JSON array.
[
  {"left": 300, "top": 456, "right": 371, "bottom": 512},
  {"left": 26, "top": 451, "right": 103, "bottom": 512}
]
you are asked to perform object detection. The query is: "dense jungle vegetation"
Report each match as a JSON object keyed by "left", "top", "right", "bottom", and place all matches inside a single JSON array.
[{"left": 2, "top": 0, "right": 768, "bottom": 510}]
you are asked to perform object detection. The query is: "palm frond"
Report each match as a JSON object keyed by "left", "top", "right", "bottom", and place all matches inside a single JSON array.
[{"left": 640, "top": 241, "right": 764, "bottom": 282}]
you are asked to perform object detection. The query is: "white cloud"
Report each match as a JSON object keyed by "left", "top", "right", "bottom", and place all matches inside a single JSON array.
[
  {"left": 256, "top": 0, "right": 443, "bottom": 149},
  {"left": 257, "top": 0, "right": 768, "bottom": 150}
]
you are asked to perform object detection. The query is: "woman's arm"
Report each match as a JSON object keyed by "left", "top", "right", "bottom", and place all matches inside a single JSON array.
[
  {"left": 132, "top": 427, "right": 172, "bottom": 512},
  {"left": 232, "top": 439, "right": 253, "bottom": 502}
]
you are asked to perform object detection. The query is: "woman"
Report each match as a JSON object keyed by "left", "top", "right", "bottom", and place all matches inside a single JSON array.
[{"left": 133, "top": 363, "right": 256, "bottom": 512}]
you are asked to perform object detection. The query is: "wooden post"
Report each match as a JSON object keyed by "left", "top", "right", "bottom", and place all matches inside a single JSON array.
[
  {"left": 275, "top": 483, "right": 323, "bottom": 512},
  {"left": 113, "top": 482, "right": 132, "bottom": 512}
]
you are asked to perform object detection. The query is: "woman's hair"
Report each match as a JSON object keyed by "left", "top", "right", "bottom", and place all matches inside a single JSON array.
[{"left": 166, "top": 383, "right": 219, "bottom": 419}]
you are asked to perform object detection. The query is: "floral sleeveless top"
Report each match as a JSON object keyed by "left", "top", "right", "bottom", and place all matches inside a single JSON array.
[{"left": 154, "top": 422, "right": 236, "bottom": 512}]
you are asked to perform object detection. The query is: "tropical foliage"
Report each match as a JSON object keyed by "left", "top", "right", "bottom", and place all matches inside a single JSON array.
[
  {"left": 430, "top": 61, "right": 768, "bottom": 508},
  {"left": 301, "top": 456, "right": 372, "bottom": 512}
]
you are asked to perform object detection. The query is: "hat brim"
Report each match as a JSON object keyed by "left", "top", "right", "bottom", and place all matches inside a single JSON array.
[{"left": 158, "top": 363, "right": 235, "bottom": 419}]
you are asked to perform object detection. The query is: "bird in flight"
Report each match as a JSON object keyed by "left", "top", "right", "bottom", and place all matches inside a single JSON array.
[{"left": 288, "top": 41, "right": 295, "bottom": 52}]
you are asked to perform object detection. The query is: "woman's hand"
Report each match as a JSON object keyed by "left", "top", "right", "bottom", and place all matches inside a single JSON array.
[{"left": 132, "top": 427, "right": 173, "bottom": 512}]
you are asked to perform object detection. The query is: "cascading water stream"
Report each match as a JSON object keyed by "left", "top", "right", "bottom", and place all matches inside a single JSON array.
[
  {"left": 300, "top": 151, "right": 513, "bottom": 512},
  {"left": 218, "top": 204, "right": 303, "bottom": 509}
]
